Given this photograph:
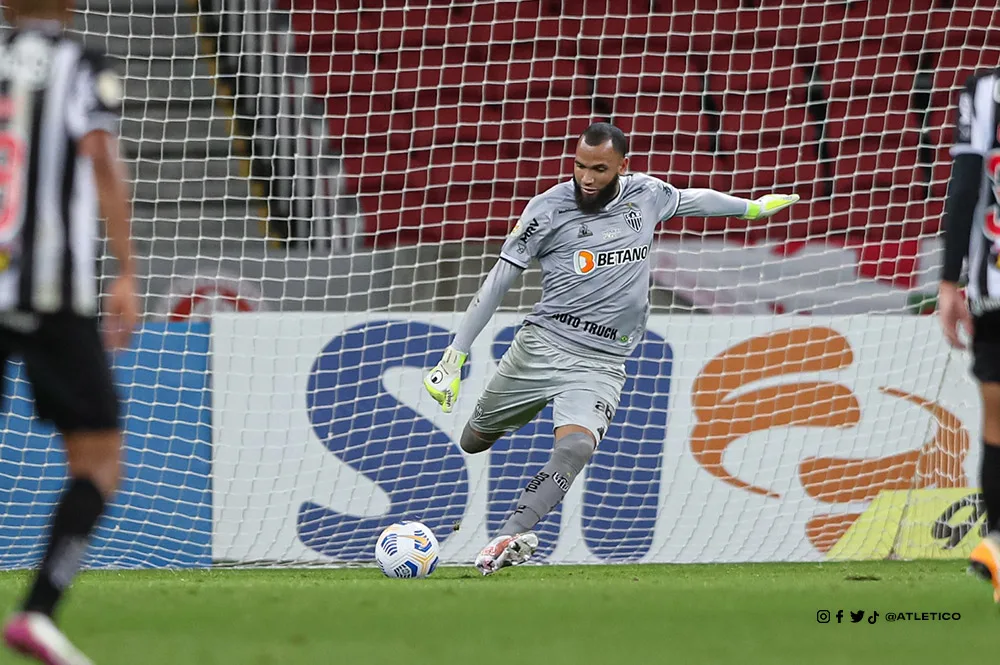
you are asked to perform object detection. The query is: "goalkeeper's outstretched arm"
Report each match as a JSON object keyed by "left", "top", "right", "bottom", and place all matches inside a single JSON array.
[
  {"left": 673, "top": 188, "right": 799, "bottom": 219},
  {"left": 424, "top": 258, "right": 524, "bottom": 413}
]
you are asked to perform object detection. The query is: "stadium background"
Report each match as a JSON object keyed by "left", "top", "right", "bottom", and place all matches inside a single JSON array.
[
  {"left": 0, "top": 0, "right": 995, "bottom": 570},
  {"left": 24, "top": 0, "right": 994, "bottom": 318}
]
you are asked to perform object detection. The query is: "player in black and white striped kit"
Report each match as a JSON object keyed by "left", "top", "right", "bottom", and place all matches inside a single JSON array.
[
  {"left": 0, "top": 1, "right": 138, "bottom": 663},
  {"left": 938, "top": 68, "right": 1000, "bottom": 603}
]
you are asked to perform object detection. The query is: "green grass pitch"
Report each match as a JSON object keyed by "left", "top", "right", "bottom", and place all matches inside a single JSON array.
[{"left": 0, "top": 561, "right": 994, "bottom": 664}]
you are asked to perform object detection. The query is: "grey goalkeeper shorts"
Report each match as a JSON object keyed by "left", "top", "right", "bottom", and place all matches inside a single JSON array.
[{"left": 469, "top": 323, "right": 627, "bottom": 444}]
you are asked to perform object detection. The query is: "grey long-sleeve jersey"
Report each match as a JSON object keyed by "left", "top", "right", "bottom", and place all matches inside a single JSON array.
[{"left": 452, "top": 173, "right": 751, "bottom": 357}]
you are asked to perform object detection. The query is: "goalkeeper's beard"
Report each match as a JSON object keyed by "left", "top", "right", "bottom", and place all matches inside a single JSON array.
[{"left": 574, "top": 175, "right": 620, "bottom": 214}]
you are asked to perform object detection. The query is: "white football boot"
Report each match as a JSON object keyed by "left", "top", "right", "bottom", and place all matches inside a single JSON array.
[
  {"left": 475, "top": 532, "right": 539, "bottom": 576},
  {"left": 3, "top": 612, "right": 94, "bottom": 665}
]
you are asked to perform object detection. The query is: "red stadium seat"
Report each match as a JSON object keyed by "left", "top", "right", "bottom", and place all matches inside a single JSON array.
[
  {"left": 905, "top": 199, "right": 945, "bottom": 238},
  {"left": 758, "top": 4, "right": 849, "bottom": 59},
  {"left": 554, "top": 0, "right": 652, "bottom": 17},
  {"left": 442, "top": 198, "right": 526, "bottom": 241},
  {"left": 688, "top": 10, "right": 741, "bottom": 55},
  {"left": 926, "top": 108, "right": 952, "bottom": 149},
  {"left": 433, "top": 145, "right": 527, "bottom": 197},
  {"left": 363, "top": 190, "right": 446, "bottom": 247},
  {"left": 357, "top": 163, "right": 423, "bottom": 198},
  {"left": 825, "top": 95, "right": 919, "bottom": 155},
  {"left": 311, "top": 53, "right": 378, "bottom": 97},
  {"left": 517, "top": 100, "right": 593, "bottom": 144},
  {"left": 763, "top": 199, "right": 838, "bottom": 243},
  {"left": 611, "top": 95, "right": 706, "bottom": 154},
  {"left": 368, "top": 0, "right": 466, "bottom": 6},
  {"left": 342, "top": 152, "right": 419, "bottom": 196},
  {"left": 494, "top": 103, "right": 584, "bottom": 160},
  {"left": 326, "top": 94, "right": 393, "bottom": 152},
  {"left": 832, "top": 144, "right": 920, "bottom": 196},
  {"left": 706, "top": 49, "right": 805, "bottom": 100},
  {"left": 645, "top": 152, "right": 732, "bottom": 192},
  {"left": 732, "top": 145, "right": 822, "bottom": 200},
  {"left": 595, "top": 54, "right": 696, "bottom": 99},
  {"left": 931, "top": 146, "right": 954, "bottom": 198},
  {"left": 817, "top": 43, "right": 916, "bottom": 99},
  {"left": 290, "top": 8, "right": 371, "bottom": 55},
  {"left": 931, "top": 48, "right": 1000, "bottom": 111},
  {"left": 577, "top": 14, "right": 659, "bottom": 58},
  {"left": 658, "top": 0, "right": 743, "bottom": 10},
  {"left": 442, "top": 150, "right": 559, "bottom": 199},
  {"left": 718, "top": 96, "right": 811, "bottom": 151},
  {"left": 472, "top": 11, "right": 580, "bottom": 62},
  {"left": 640, "top": 13, "right": 698, "bottom": 60},
  {"left": 696, "top": 9, "right": 768, "bottom": 53},
  {"left": 372, "top": 7, "right": 475, "bottom": 51},
  {"left": 924, "top": 8, "right": 1000, "bottom": 50},
  {"left": 642, "top": 8, "right": 755, "bottom": 62},
  {"left": 401, "top": 104, "right": 503, "bottom": 150},
  {"left": 824, "top": 191, "right": 910, "bottom": 241},
  {"left": 814, "top": 3, "right": 929, "bottom": 56},
  {"left": 476, "top": 142, "right": 576, "bottom": 196},
  {"left": 486, "top": 59, "right": 590, "bottom": 101}
]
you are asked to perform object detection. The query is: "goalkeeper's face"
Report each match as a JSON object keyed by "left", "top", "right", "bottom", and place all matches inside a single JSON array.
[{"left": 573, "top": 139, "right": 629, "bottom": 214}]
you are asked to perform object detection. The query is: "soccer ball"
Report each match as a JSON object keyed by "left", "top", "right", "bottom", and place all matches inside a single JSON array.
[{"left": 374, "top": 521, "right": 440, "bottom": 579}]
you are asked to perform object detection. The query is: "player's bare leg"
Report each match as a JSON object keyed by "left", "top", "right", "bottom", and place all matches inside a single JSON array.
[
  {"left": 475, "top": 425, "right": 595, "bottom": 575},
  {"left": 4, "top": 430, "right": 121, "bottom": 665},
  {"left": 969, "top": 382, "right": 1000, "bottom": 601}
]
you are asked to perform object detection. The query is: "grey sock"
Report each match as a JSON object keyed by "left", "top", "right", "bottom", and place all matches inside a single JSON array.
[{"left": 499, "top": 432, "right": 594, "bottom": 536}]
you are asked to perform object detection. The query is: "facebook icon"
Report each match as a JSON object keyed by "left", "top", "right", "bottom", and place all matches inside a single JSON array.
[{"left": 836, "top": 610, "right": 844, "bottom": 624}]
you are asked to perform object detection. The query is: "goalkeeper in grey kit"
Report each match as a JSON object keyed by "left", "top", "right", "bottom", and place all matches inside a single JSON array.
[{"left": 424, "top": 123, "right": 798, "bottom": 575}]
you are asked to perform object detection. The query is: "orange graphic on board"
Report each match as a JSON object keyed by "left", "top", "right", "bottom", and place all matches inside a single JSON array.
[{"left": 690, "top": 327, "right": 970, "bottom": 553}]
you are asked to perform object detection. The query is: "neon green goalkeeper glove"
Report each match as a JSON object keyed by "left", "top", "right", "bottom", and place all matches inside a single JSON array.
[
  {"left": 740, "top": 193, "right": 800, "bottom": 220},
  {"left": 424, "top": 346, "right": 468, "bottom": 413}
]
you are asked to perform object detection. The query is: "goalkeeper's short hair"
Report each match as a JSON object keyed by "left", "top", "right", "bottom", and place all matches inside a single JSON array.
[{"left": 581, "top": 122, "right": 629, "bottom": 158}]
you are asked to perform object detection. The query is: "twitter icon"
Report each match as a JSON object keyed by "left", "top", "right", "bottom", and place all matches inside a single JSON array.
[{"left": 850, "top": 610, "right": 865, "bottom": 623}]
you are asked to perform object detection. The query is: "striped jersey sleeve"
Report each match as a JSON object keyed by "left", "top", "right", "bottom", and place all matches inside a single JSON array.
[
  {"left": 951, "top": 72, "right": 994, "bottom": 158},
  {"left": 66, "top": 49, "right": 123, "bottom": 140}
]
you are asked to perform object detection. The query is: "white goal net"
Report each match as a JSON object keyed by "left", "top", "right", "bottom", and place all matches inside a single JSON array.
[{"left": 0, "top": 0, "right": 993, "bottom": 568}]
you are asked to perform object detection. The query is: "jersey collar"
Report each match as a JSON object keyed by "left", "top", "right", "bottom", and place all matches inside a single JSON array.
[{"left": 604, "top": 175, "right": 629, "bottom": 209}]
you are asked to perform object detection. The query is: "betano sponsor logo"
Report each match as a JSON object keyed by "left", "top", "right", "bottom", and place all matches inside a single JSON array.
[
  {"left": 574, "top": 245, "right": 649, "bottom": 275},
  {"left": 689, "top": 327, "right": 971, "bottom": 554}
]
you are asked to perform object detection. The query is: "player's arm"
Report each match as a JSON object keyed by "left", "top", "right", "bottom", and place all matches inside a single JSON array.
[
  {"left": 72, "top": 51, "right": 138, "bottom": 348},
  {"left": 939, "top": 75, "right": 985, "bottom": 349},
  {"left": 675, "top": 188, "right": 799, "bottom": 219},
  {"left": 652, "top": 179, "right": 798, "bottom": 222},
  {"left": 81, "top": 131, "right": 134, "bottom": 281},
  {"left": 424, "top": 198, "right": 552, "bottom": 413}
]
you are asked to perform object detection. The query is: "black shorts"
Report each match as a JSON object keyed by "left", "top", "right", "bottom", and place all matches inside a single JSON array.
[
  {"left": 972, "top": 311, "right": 1000, "bottom": 384},
  {"left": 0, "top": 312, "right": 120, "bottom": 433}
]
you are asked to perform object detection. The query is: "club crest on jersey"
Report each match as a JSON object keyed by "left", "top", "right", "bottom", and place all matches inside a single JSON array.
[{"left": 623, "top": 203, "right": 642, "bottom": 233}]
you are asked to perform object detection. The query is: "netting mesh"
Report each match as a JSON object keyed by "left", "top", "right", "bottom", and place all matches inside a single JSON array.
[{"left": 0, "top": 0, "right": 991, "bottom": 568}]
